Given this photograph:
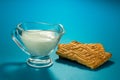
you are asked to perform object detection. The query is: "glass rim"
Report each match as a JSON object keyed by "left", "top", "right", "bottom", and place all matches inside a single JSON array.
[
  {"left": 17, "top": 22, "right": 60, "bottom": 27},
  {"left": 17, "top": 22, "right": 65, "bottom": 34}
]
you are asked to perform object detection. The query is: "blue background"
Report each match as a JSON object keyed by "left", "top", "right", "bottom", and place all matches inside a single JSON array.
[{"left": 0, "top": 0, "right": 120, "bottom": 80}]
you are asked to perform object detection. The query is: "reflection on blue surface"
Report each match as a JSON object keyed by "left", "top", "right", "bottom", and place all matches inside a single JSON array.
[
  {"left": 0, "top": 60, "right": 114, "bottom": 80},
  {"left": 0, "top": 62, "right": 57, "bottom": 80},
  {"left": 0, "top": 0, "right": 120, "bottom": 80}
]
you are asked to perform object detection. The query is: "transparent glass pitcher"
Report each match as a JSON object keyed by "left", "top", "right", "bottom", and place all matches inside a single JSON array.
[{"left": 12, "top": 22, "right": 64, "bottom": 68}]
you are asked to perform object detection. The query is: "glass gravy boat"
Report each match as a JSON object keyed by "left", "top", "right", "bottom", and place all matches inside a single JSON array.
[{"left": 12, "top": 22, "right": 64, "bottom": 68}]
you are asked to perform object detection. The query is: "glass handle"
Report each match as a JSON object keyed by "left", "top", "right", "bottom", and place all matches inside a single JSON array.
[
  {"left": 59, "top": 24, "right": 65, "bottom": 35},
  {"left": 12, "top": 28, "right": 26, "bottom": 52}
]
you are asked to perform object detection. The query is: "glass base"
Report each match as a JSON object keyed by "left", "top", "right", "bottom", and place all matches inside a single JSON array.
[{"left": 27, "top": 56, "right": 53, "bottom": 68}]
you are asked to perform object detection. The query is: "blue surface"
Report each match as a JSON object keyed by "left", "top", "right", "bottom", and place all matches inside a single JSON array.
[{"left": 0, "top": 0, "right": 120, "bottom": 80}]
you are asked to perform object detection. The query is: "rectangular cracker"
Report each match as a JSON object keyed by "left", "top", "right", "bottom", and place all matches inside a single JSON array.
[{"left": 56, "top": 41, "right": 112, "bottom": 69}]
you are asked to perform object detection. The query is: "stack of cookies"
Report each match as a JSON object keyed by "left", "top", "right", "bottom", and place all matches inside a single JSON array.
[{"left": 56, "top": 41, "right": 112, "bottom": 69}]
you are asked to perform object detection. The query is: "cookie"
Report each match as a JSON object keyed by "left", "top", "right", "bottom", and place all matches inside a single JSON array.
[{"left": 56, "top": 41, "right": 112, "bottom": 69}]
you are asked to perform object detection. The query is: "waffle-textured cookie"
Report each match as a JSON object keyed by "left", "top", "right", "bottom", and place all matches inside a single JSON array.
[{"left": 56, "top": 41, "right": 112, "bottom": 69}]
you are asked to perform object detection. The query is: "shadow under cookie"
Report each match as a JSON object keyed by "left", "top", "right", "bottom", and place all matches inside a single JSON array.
[{"left": 55, "top": 57, "right": 114, "bottom": 71}]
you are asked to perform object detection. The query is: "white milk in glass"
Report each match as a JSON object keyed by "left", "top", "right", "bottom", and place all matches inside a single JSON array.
[{"left": 21, "top": 30, "right": 58, "bottom": 56}]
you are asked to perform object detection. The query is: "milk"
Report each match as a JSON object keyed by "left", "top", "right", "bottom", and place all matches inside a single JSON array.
[{"left": 21, "top": 30, "right": 59, "bottom": 56}]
